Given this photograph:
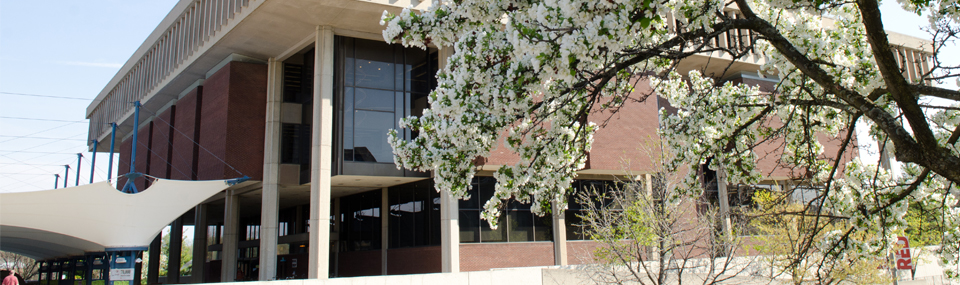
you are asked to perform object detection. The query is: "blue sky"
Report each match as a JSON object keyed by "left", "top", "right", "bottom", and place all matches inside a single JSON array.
[
  {"left": 0, "top": 1, "right": 956, "bottom": 192},
  {"left": 1, "top": 1, "right": 178, "bottom": 192}
]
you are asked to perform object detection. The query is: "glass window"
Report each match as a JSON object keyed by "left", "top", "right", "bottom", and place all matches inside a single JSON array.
[
  {"left": 337, "top": 37, "right": 438, "bottom": 165},
  {"left": 565, "top": 180, "right": 623, "bottom": 240},
  {"left": 340, "top": 190, "right": 382, "bottom": 251},
  {"left": 388, "top": 180, "right": 441, "bottom": 248},
  {"left": 459, "top": 177, "right": 553, "bottom": 243}
]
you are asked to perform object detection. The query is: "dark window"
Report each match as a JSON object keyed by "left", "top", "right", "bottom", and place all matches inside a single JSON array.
[
  {"left": 336, "top": 37, "right": 438, "bottom": 164},
  {"left": 340, "top": 190, "right": 382, "bottom": 251},
  {"left": 565, "top": 180, "right": 622, "bottom": 240},
  {"left": 459, "top": 177, "right": 553, "bottom": 243},
  {"left": 388, "top": 180, "right": 441, "bottom": 248}
]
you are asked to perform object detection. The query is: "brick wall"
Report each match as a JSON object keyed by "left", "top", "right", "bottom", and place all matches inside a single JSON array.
[
  {"left": 480, "top": 79, "right": 660, "bottom": 174},
  {"left": 115, "top": 61, "right": 266, "bottom": 184},
  {"left": 585, "top": 79, "right": 660, "bottom": 172},
  {"left": 459, "top": 242, "right": 555, "bottom": 271},
  {"left": 567, "top": 240, "right": 601, "bottom": 265},
  {"left": 387, "top": 246, "right": 441, "bottom": 275},
  {"left": 116, "top": 139, "right": 132, "bottom": 190},
  {"left": 149, "top": 107, "right": 175, "bottom": 179},
  {"left": 134, "top": 123, "right": 152, "bottom": 191},
  {"left": 197, "top": 62, "right": 267, "bottom": 181},
  {"left": 337, "top": 250, "right": 381, "bottom": 277},
  {"left": 170, "top": 87, "right": 202, "bottom": 181}
]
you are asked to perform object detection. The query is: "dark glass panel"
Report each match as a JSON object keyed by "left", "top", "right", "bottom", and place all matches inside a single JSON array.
[
  {"left": 405, "top": 48, "right": 431, "bottom": 93},
  {"left": 354, "top": 88, "right": 395, "bottom": 112},
  {"left": 414, "top": 186, "right": 429, "bottom": 246},
  {"left": 507, "top": 210, "right": 534, "bottom": 242},
  {"left": 352, "top": 110, "right": 394, "bottom": 163},
  {"left": 345, "top": 38, "right": 355, "bottom": 86},
  {"left": 459, "top": 211, "right": 480, "bottom": 243},
  {"left": 353, "top": 39, "right": 395, "bottom": 90},
  {"left": 480, "top": 214, "right": 506, "bottom": 242},
  {"left": 534, "top": 214, "right": 553, "bottom": 241},
  {"left": 343, "top": 87, "right": 354, "bottom": 160},
  {"left": 565, "top": 210, "right": 587, "bottom": 240},
  {"left": 430, "top": 187, "right": 441, "bottom": 245}
]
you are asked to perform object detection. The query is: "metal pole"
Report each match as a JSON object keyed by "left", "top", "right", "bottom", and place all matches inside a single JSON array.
[
  {"left": 107, "top": 123, "right": 117, "bottom": 180},
  {"left": 129, "top": 101, "right": 140, "bottom": 175},
  {"left": 54, "top": 174, "right": 60, "bottom": 189},
  {"left": 90, "top": 140, "right": 98, "bottom": 184},
  {"left": 64, "top": 165, "right": 70, "bottom": 188},
  {"left": 76, "top": 153, "right": 83, "bottom": 186}
]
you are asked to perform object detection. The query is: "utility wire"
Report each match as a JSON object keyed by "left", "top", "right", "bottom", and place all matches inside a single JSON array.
[
  {"left": 0, "top": 135, "right": 86, "bottom": 141},
  {"left": 0, "top": 116, "right": 86, "bottom": 123},
  {"left": 0, "top": 91, "right": 89, "bottom": 100},
  {"left": 0, "top": 150, "right": 77, "bottom": 154},
  {"left": 0, "top": 122, "right": 87, "bottom": 144}
]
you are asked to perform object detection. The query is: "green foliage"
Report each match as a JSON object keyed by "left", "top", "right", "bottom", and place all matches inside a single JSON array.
[{"left": 749, "top": 190, "right": 891, "bottom": 284}]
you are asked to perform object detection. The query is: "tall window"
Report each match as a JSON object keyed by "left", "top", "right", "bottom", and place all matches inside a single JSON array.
[
  {"left": 565, "top": 180, "right": 621, "bottom": 240},
  {"left": 388, "top": 180, "right": 441, "bottom": 248},
  {"left": 459, "top": 177, "right": 553, "bottom": 243},
  {"left": 339, "top": 190, "right": 382, "bottom": 252},
  {"left": 336, "top": 37, "right": 437, "bottom": 164}
]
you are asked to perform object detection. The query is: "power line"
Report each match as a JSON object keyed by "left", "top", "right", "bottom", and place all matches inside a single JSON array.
[
  {"left": 0, "top": 122, "right": 86, "bottom": 144},
  {"left": 0, "top": 173, "right": 54, "bottom": 175},
  {"left": 0, "top": 91, "right": 89, "bottom": 100},
  {"left": 0, "top": 116, "right": 86, "bottom": 123},
  {"left": 0, "top": 162, "right": 69, "bottom": 166},
  {"left": 0, "top": 135, "right": 86, "bottom": 141},
  {"left": 0, "top": 150, "right": 77, "bottom": 154}
]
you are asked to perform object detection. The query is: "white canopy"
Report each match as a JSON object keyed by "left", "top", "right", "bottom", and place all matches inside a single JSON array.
[{"left": 0, "top": 179, "right": 233, "bottom": 259}]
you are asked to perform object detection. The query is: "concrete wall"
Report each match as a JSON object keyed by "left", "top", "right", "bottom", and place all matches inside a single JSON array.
[{"left": 208, "top": 267, "right": 558, "bottom": 285}]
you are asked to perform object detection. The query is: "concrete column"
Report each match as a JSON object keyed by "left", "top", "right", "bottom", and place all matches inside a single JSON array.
[
  {"left": 192, "top": 205, "right": 208, "bottom": 283},
  {"left": 440, "top": 190, "right": 460, "bottom": 272},
  {"left": 168, "top": 218, "right": 183, "bottom": 284},
  {"left": 436, "top": 46, "right": 459, "bottom": 273},
  {"left": 717, "top": 165, "right": 733, "bottom": 239},
  {"left": 552, "top": 203, "right": 567, "bottom": 266},
  {"left": 381, "top": 188, "right": 389, "bottom": 275},
  {"left": 307, "top": 25, "right": 335, "bottom": 279},
  {"left": 259, "top": 57, "right": 284, "bottom": 281},
  {"left": 221, "top": 189, "right": 240, "bottom": 282},
  {"left": 147, "top": 236, "right": 161, "bottom": 284}
]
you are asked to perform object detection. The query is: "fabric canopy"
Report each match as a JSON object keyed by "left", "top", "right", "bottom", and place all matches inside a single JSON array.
[{"left": 0, "top": 179, "right": 233, "bottom": 259}]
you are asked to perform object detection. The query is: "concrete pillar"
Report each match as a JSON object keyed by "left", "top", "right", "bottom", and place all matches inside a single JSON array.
[
  {"left": 259, "top": 57, "right": 284, "bottom": 281},
  {"left": 221, "top": 189, "right": 240, "bottom": 281},
  {"left": 717, "top": 165, "right": 733, "bottom": 240},
  {"left": 192, "top": 205, "right": 208, "bottom": 283},
  {"left": 436, "top": 46, "right": 459, "bottom": 273},
  {"left": 147, "top": 235, "right": 161, "bottom": 284},
  {"left": 440, "top": 190, "right": 460, "bottom": 272},
  {"left": 307, "top": 25, "right": 335, "bottom": 279},
  {"left": 552, "top": 203, "right": 567, "bottom": 266},
  {"left": 168, "top": 218, "right": 183, "bottom": 283},
  {"left": 381, "top": 188, "right": 390, "bottom": 275}
]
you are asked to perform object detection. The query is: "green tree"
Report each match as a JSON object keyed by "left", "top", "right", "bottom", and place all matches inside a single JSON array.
[{"left": 139, "top": 228, "right": 193, "bottom": 284}]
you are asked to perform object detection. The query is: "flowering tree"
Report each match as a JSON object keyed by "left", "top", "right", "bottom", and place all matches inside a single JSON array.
[{"left": 381, "top": 0, "right": 960, "bottom": 278}]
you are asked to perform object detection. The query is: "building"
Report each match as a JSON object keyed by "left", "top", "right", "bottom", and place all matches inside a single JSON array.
[{"left": 54, "top": 0, "right": 936, "bottom": 283}]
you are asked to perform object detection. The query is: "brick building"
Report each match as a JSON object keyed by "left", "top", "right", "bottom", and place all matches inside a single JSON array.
[{"left": 70, "top": 0, "right": 933, "bottom": 283}]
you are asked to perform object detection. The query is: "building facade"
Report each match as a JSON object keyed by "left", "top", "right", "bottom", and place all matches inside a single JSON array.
[{"left": 64, "top": 0, "right": 934, "bottom": 283}]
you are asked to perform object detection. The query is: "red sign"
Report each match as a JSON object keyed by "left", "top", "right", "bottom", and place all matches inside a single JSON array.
[{"left": 896, "top": 236, "right": 912, "bottom": 270}]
